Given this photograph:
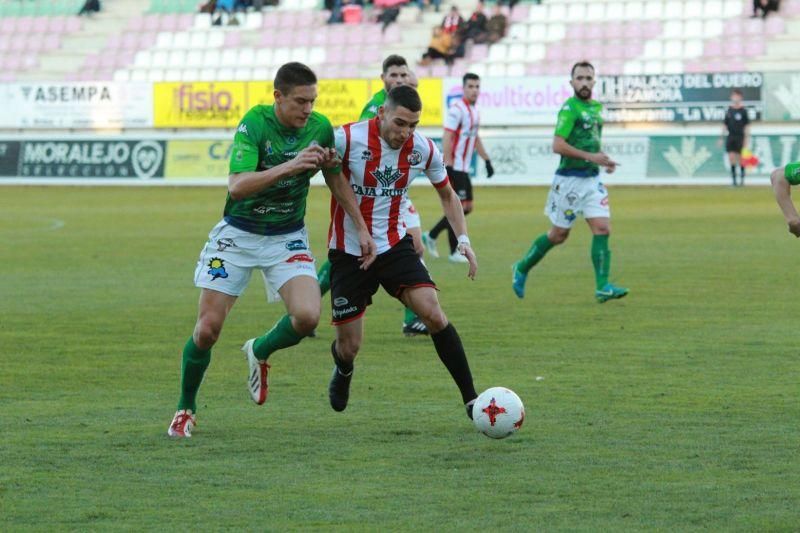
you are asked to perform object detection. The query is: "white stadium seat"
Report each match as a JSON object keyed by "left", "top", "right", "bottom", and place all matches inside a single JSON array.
[
  {"left": 623, "top": 60, "right": 643, "bottom": 75},
  {"left": 508, "top": 43, "right": 526, "bottom": 61},
  {"left": 487, "top": 63, "right": 506, "bottom": 77},
  {"left": 567, "top": 3, "right": 586, "bottom": 20},
  {"left": 626, "top": 1, "right": 644, "bottom": 20},
  {"left": 527, "top": 43, "right": 546, "bottom": 61},
  {"left": 663, "top": 40, "right": 683, "bottom": 58},
  {"left": 217, "top": 67, "right": 234, "bottom": 81},
  {"left": 548, "top": 4, "right": 566, "bottom": 21},
  {"left": 644, "top": 59, "right": 663, "bottom": 74},
  {"left": 206, "top": 32, "right": 224, "bottom": 48},
  {"left": 113, "top": 69, "right": 129, "bottom": 82},
  {"left": 663, "top": 20, "right": 682, "bottom": 38},
  {"left": 644, "top": 2, "right": 663, "bottom": 18},
  {"left": 684, "top": 39, "right": 703, "bottom": 58},
  {"left": 167, "top": 50, "right": 186, "bottom": 68},
  {"left": 164, "top": 68, "right": 182, "bottom": 81},
  {"left": 155, "top": 32, "right": 173, "bottom": 49},
  {"left": 252, "top": 67, "right": 270, "bottom": 81},
  {"left": 643, "top": 40, "right": 663, "bottom": 58},
  {"left": 606, "top": 3, "right": 624, "bottom": 21},
  {"left": 254, "top": 48, "right": 272, "bottom": 66},
  {"left": 528, "top": 4, "right": 546, "bottom": 22},
  {"left": 238, "top": 48, "right": 255, "bottom": 66},
  {"left": 190, "top": 31, "right": 209, "bottom": 49},
  {"left": 527, "top": 23, "right": 546, "bottom": 42},
  {"left": 234, "top": 67, "right": 251, "bottom": 81},
  {"left": 704, "top": 0, "right": 724, "bottom": 18},
  {"left": 663, "top": 60, "right": 684, "bottom": 73},
  {"left": 130, "top": 69, "right": 147, "bottom": 81},
  {"left": 684, "top": 20, "right": 703, "bottom": 38},
  {"left": 181, "top": 68, "right": 200, "bottom": 81},
  {"left": 185, "top": 50, "right": 204, "bottom": 68},
  {"left": 307, "top": 47, "right": 325, "bottom": 65},
  {"left": 199, "top": 67, "right": 216, "bottom": 81},
  {"left": 172, "top": 32, "right": 191, "bottom": 49},
  {"left": 488, "top": 44, "right": 507, "bottom": 62},
  {"left": 193, "top": 13, "right": 211, "bottom": 30},
  {"left": 664, "top": 0, "right": 683, "bottom": 19},
  {"left": 147, "top": 68, "right": 165, "bottom": 82},
  {"left": 134, "top": 51, "right": 151, "bottom": 68},
  {"left": 704, "top": 19, "right": 723, "bottom": 38},
  {"left": 546, "top": 23, "right": 565, "bottom": 41}
]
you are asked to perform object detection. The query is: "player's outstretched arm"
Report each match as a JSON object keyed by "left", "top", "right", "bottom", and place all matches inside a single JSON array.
[
  {"left": 553, "top": 136, "right": 619, "bottom": 173},
  {"left": 323, "top": 169, "right": 377, "bottom": 268},
  {"left": 229, "top": 146, "right": 326, "bottom": 200},
  {"left": 770, "top": 167, "right": 800, "bottom": 237},
  {"left": 436, "top": 182, "right": 477, "bottom": 279}
]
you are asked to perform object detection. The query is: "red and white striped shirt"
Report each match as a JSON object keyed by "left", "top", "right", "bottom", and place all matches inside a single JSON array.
[
  {"left": 444, "top": 97, "right": 480, "bottom": 172},
  {"left": 329, "top": 117, "right": 448, "bottom": 255}
]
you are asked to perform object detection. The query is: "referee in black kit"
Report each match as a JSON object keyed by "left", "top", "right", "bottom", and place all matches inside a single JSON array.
[{"left": 721, "top": 89, "right": 751, "bottom": 187}]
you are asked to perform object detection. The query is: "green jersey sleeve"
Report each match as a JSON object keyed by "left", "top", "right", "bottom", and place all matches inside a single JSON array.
[
  {"left": 554, "top": 103, "right": 577, "bottom": 139},
  {"left": 785, "top": 162, "right": 800, "bottom": 185},
  {"left": 229, "top": 109, "right": 263, "bottom": 174}
]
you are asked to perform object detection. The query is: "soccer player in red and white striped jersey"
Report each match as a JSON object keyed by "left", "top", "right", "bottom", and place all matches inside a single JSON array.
[
  {"left": 423, "top": 73, "right": 494, "bottom": 263},
  {"left": 325, "top": 85, "right": 480, "bottom": 421}
]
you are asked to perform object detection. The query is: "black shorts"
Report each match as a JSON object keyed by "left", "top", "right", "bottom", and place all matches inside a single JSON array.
[
  {"left": 726, "top": 136, "right": 744, "bottom": 153},
  {"left": 329, "top": 235, "right": 435, "bottom": 324},
  {"left": 449, "top": 169, "right": 473, "bottom": 202}
]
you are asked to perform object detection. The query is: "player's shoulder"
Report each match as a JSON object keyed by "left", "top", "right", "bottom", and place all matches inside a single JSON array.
[{"left": 412, "top": 131, "right": 437, "bottom": 154}]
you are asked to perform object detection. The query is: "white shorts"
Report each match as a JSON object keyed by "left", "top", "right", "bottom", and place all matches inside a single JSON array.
[
  {"left": 402, "top": 198, "right": 421, "bottom": 229},
  {"left": 193, "top": 220, "right": 317, "bottom": 301},
  {"left": 544, "top": 175, "right": 610, "bottom": 229}
]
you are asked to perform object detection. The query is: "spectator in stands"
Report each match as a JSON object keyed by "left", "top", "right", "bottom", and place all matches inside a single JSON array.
[
  {"left": 417, "top": 0, "right": 442, "bottom": 12},
  {"left": 376, "top": 5, "right": 401, "bottom": 32},
  {"left": 752, "top": 0, "right": 780, "bottom": 17},
  {"left": 420, "top": 26, "right": 454, "bottom": 65},
  {"left": 463, "top": 1, "right": 488, "bottom": 43},
  {"left": 486, "top": 4, "right": 507, "bottom": 44},
  {"left": 441, "top": 5, "right": 463, "bottom": 35},
  {"left": 77, "top": 0, "right": 101, "bottom": 16}
]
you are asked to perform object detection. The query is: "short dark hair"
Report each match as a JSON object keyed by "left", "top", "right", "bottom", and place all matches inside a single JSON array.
[
  {"left": 731, "top": 88, "right": 743, "bottom": 97},
  {"left": 386, "top": 85, "right": 422, "bottom": 113},
  {"left": 382, "top": 54, "right": 408, "bottom": 74},
  {"left": 571, "top": 61, "right": 595, "bottom": 78},
  {"left": 463, "top": 72, "right": 480, "bottom": 86},
  {"left": 274, "top": 62, "right": 317, "bottom": 94}
]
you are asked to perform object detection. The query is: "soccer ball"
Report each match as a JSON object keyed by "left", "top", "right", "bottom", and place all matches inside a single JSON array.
[{"left": 472, "top": 387, "right": 525, "bottom": 439}]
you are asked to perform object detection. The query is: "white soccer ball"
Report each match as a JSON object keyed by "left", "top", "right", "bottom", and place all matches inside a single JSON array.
[{"left": 472, "top": 387, "right": 525, "bottom": 439}]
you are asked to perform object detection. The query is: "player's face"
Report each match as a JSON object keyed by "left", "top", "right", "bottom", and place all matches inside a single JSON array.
[
  {"left": 379, "top": 105, "right": 420, "bottom": 149},
  {"left": 382, "top": 65, "right": 410, "bottom": 92},
  {"left": 731, "top": 93, "right": 743, "bottom": 107},
  {"left": 274, "top": 84, "right": 317, "bottom": 129},
  {"left": 571, "top": 67, "right": 595, "bottom": 100},
  {"left": 463, "top": 79, "right": 480, "bottom": 104}
]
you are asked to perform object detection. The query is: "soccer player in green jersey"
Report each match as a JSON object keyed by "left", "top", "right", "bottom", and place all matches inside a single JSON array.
[
  {"left": 317, "top": 56, "right": 430, "bottom": 336},
  {"left": 167, "top": 63, "right": 376, "bottom": 438},
  {"left": 512, "top": 61, "right": 628, "bottom": 303},
  {"left": 770, "top": 162, "right": 800, "bottom": 237}
]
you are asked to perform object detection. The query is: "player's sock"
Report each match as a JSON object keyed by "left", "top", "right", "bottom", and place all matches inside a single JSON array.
[
  {"left": 317, "top": 260, "right": 331, "bottom": 296},
  {"left": 404, "top": 307, "right": 417, "bottom": 325},
  {"left": 177, "top": 336, "right": 211, "bottom": 412},
  {"left": 429, "top": 216, "right": 450, "bottom": 240},
  {"left": 252, "top": 314, "right": 304, "bottom": 361},
  {"left": 740, "top": 166, "right": 745, "bottom": 186},
  {"left": 518, "top": 233, "right": 554, "bottom": 273},
  {"left": 331, "top": 341, "right": 353, "bottom": 374},
  {"left": 730, "top": 165, "right": 737, "bottom": 185},
  {"left": 431, "top": 323, "right": 477, "bottom": 404},
  {"left": 591, "top": 234, "right": 611, "bottom": 290},
  {"left": 447, "top": 225, "right": 458, "bottom": 254}
]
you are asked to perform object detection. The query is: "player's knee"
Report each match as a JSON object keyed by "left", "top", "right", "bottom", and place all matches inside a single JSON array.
[
  {"left": 418, "top": 306, "right": 448, "bottom": 332},
  {"left": 771, "top": 167, "right": 785, "bottom": 185},
  {"left": 292, "top": 309, "right": 320, "bottom": 336},
  {"left": 335, "top": 336, "right": 361, "bottom": 360},
  {"left": 548, "top": 229, "right": 569, "bottom": 245},
  {"left": 194, "top": 320, "right": 222, "bottom": 349}
]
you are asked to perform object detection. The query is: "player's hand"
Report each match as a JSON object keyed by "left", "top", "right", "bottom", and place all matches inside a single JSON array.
[
  {"left": 591, "top": 152, "right": 619, "bottom": 173},
  {"left": 457, "top": 243, "right": 478, "bottom": 280},
  {"left": 605, "top": 162, "right": 617, "bottom": 174},
  {"left": 320, "top": 147, "right": 342, "bottom": 169},
  {"left": 485, "top": 159, "right": 494, "bottom": 179},
  {"left": 356, "top": 229, "right": 377, "bottom": 269},
  {"left": 788, "top": 218, "right": 800, "bottom": 237},
  {"left": 291, "top": 146, "right": 326, "bottom": 173}
]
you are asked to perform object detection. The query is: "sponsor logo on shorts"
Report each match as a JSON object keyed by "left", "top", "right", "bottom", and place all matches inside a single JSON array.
[
  {"left": 598, "top": 183, "right": 606, "bottom": 194},
  {"left": 563, "top": 209, "right": 576, "bottom": 222},
  {"left": 333, "top": 297, "right": 349, "bottom": 307},
  {"left": 566, "top": 192, "right": 578, "bottom": 206},
  {"left": 285, "top": 239, "right": 307, "bottom": 251},
  {"left": 216, "top": 238, "right": 236, "bottom": 251},
  {"left": 286, "top": 253, "right": 314, "bottom": 263},
  {"left": 207, "top": 257, "right": 228, "bottom": 280},
  {"left": 600, "top": 196, "right": 609, "bottom": 207},
  {"left": 407, "top": 150, "right": 422, "bottom": 165},
  {"left": 332, "top": 305, "right": 359, "bottom": 319}
]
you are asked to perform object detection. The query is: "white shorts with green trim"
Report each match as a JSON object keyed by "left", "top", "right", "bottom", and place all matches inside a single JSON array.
[
  {"left": 193, "top": 221, "right": 317, "bottom": 301},
  {"left": 544, "top": 175, "right": 610, "bottom": 229}
]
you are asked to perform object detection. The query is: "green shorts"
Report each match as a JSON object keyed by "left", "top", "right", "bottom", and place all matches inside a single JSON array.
[{"left": 785, "top": 162, "right": 800, "bottom": 185}]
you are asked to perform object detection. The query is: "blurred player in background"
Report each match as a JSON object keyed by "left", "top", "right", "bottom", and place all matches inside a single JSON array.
[
  {"left": 318, "top": 56, "right": 430, "bottom": 336},
  {"left": 327, "top": 85, "right": 480, "bottom": 420},
  {"left": 512, "top": 61, "right": 628, "bottom": 303},
  {"left": 770, "top": 162, "right": 800, "bottom": 237},
  {"left": 720, "top": 89, "right": 750, "bottom": 187},
  {"left": 423, "top": 72, "right": 494, "bottom": 263},
  {"left": 167, "top": 63, "right": 375, "bottom": 438}
]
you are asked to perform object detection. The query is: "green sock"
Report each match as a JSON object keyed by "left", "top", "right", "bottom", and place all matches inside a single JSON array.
[
  {"left": 177, "top": 336, "right": 211, "bottom": 413},
  {"left": 404, "top": 307, "right": 417, "bottom": 325},
  {"left": 517, "top": 233, "right": 554, "bottom": 273},
  {"left": 253, "top": 314, "right": 304, "bottom": 361},
  {"left": 591, "top": 234, "right": 611, "bottom": 290},
  {"left": 317, "top": 260, "right": 331, "bottom": 296}
]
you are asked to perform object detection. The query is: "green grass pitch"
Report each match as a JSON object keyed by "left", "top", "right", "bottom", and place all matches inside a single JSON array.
[{"left": 1, "top": 185, "right": 798, "bottom": 530}]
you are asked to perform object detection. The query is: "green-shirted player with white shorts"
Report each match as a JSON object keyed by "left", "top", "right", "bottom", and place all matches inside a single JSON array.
[
  {"left": 167, "top": 63, "right": 376, "bottom": 438},
  {"left": 770, "top": 162, "right": 800, "bottom": 237},
  {"left": 512, "top": 61, "right": 628, "bottom": 303}
]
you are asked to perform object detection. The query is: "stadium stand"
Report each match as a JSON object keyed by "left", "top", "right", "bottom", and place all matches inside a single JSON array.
[{"left": 1, "top": 0, "right": 800, "bottom": 81}]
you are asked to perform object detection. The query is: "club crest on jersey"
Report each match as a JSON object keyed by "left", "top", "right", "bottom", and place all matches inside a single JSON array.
[
  {"left": 407, "top": 150, "right": 422, "bottom": 165},
  {"left": 207, "top": 257, "right": 228, "bottom": 280},
  {"left": 361, "top": 149, "right": 373, "bottom": 161},
  {"left": 286, "top": 135, "right": 297, "bottom": 145},
  {"left": 265, "top": 140, "right": 273, "bottom": 155},
  {"left": 371, "top": 164, "right": 403, "bottom": 188}
]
